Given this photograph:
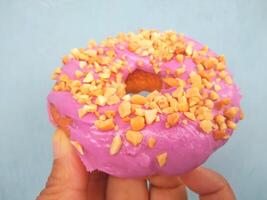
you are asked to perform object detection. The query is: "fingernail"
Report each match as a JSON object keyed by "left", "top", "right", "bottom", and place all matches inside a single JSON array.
[{"left": 52, "top": 129, "right": 70, "bottom": 159}]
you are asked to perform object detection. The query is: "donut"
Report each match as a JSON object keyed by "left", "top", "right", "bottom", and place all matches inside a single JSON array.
[{"left": 48, "top": 29, "right": 244, "bottom": 177}]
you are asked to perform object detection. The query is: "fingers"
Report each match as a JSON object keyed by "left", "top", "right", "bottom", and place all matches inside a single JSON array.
[
  {"left": 87, "top": 171, "right": 108, "bottom": 200},
  {"left": 37, "top": 129, "right": 89, "bottom": 200},
  {"left": 149, "top": 176, "right": 187, "bottom": 200},
  {"left": 181, "top": 167, "right": 236, "bottom": 200},
  {"left": 106, "top": 176, "right": 149, "bottom": 200}
]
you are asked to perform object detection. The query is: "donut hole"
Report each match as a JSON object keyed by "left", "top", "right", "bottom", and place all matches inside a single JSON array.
[
  {"left": 49, "top": 70, "right": 162, "bottom": 131},
  {"left": 125, "top": 70, "right": 162, "bottom": 94}
]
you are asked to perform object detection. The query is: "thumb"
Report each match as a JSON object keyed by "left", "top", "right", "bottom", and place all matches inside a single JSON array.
[{"left": 37, "top": 129, "right": 89, "bottom": 200}]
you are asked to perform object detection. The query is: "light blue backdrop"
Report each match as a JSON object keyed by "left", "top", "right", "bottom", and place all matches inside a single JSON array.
[{"left": 0, "top": 0, "right": 266, "bottom": 199}]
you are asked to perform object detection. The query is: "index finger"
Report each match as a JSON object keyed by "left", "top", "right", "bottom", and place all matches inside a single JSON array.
[{"left": 181, "top": 167, "right": 236, "bottom": 200}]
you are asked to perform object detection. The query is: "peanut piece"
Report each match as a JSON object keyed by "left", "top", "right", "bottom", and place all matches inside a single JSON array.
[
  {"left": 131, "top": 94, "right": 147, "bottom": 105},
  {"left": 94, "top": 118, "right": 115, "bottom": 131},
  {"left": 110, "top": 135, "right": 122, "bottom": 155},
  {"left": 156, "top": 152, "right": 168, "bottom": 167},
  {"left": 126, "top": 130, "right": 144, "bottom": 146},
  {"left": 147, "top": 137, "right": 156, "bottom": 148},
  {"left": 118, "top": 101, "right": 132, "bottom": 118},
  {"left": 130, "top": 116, "right": 145, "bottom": 131}
]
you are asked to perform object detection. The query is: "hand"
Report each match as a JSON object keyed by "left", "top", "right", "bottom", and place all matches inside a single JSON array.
[{"left": 37, "top": 129, "right": 236, "bottom": 200}]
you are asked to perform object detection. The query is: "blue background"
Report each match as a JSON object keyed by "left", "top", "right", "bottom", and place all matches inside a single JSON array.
[{"left": 0, "top": 0, "right": 266, "bottom": 199}]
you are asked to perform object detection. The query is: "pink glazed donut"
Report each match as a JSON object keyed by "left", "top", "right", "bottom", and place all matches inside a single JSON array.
[{"left": 47, "top": 30, "right": 243, "bottom": 178}]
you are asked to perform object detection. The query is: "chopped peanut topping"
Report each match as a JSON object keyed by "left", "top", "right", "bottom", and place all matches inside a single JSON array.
[
  {"left": 131, "top": 94, "right": 147, "bottom": 105},
  {"left": 155, "top": 95, "right": 169, "bottom": 109},
  {"left": 148, "top": 101, "right": 161, "bottom": 112},
  {"left": 70, "top": 141, "right": 84, "bottom": 155},
  {"left": 213, "top": 130, "right": 229, "bottom": 140},
  {"left": 196, "top": 106, "right": 213, "bottom": 120},
  {"left": 196, "top": 64, "right": 204, "bottom": 71},
  {"left": 204, "top": 99, "right": 214, "bottom": 109},
  {"left": 135, "top": 108, "right": 145, "bottom": 116},
  {"left": 99, "top": 115, "right": 107, "bottom": 121},
  {"left": 215, "top": 98, "right": 231, "bottom": 109},
  {"left": 210, "top": 91, "right": 219, "bottom": 101},
  {"left": 226, "top": 120, "right": 236, "bottom": 130},
  {"left": 147, "top": 137, "right": 156, "bottom": 148},
  {"left": 118, "top": 101, "right": 131, "bottom": 118},
  {"left": 185, "top": 43, "right": 193, "bottom": 56},
  {"left": 75, "top": 70, "right": 83, "bottom": 78},
  {"left": 122, "top": 94, "right": 131, "bottom": 101},
  {"left": 184, "top": 112, "right": 196, "bottom": 121},
  {"left": 78, "top": 104, "right": 97, "bottom": 118},
  {"left": 79, "top": 61, "right": 87, "bottom": 69},
  {"left": 203, "top": 57, "right": 217, "bottom": 69},
  {"left": 163, "top": 77, "right": 179, "bottom": 87},
  {"left": 147, "top": 90, "right": 160, "bottom": 102},
  {"left": 202, "top": 79, "right": 213, "bottom": 89},
  {"left": 162, "top": 107, "right": 174, "bottom": 114},
  {"left": 219, "top": 70, "right": 227, "bottom": 78},
  {"left": 166, "top": 113, "right": 179, "bottom": 128},
  {"left": 51, "top": 30, "right": 243, "bottom": 142},
  {"left": 168, "top": 97, "right": 179, "bottom": 111},
  {"left": 177, "top": 96, "right": 189, "bottom": 112},
  {"left": 182, "top": 119, "right": 188, "bottom": 125},
  {"left": 189, "top": 72, "right": 202, "bottom": 88},
  {"left": 214, "top": 114, "right": 226, "bottom": 125},
  {"left": 95, "top": 95, "right": 107, "bottom": 106},
  {"left": 224, "top": 107, "right": 239, "bottom": 119},
  {"left": 54, "top": 67, "right": 62, "bottom": 74},
  {"left": 156, "top": 152, "right": 168, "bottom": 167},
  {"left": 104, "top": 87, "right": 117, "bottom": 97},
  {"left": 145, "top": 109, "right": 158, "bottom": 125},
  {"left": 110, "top": 135, "right": 122, "bottom": 155},
  {"left": 214, "top": 84, "right": 221, "bottom": 91},
  {"left": 83, "top": 72, "right": 94, "bottom": 83},
  {"left": 62, "top": 56, "right": 69, "bottom": 64},
  {"left": 122, "top": 116, "right": 131, "bottom": 123},
  {"left": 131, "top": 104, "right": 141, "bottom": 113},
  {"left": 176, "top": 54, "right": 184, "bottom": 63},
  {"left": 186, "top": 87, "right": 201, "bottom": 98},
  {"left": 95, "top": 118, "right": 115, "bottom": 131},
  {"left": 219, "top": 122, "right": 227, "bottom": 131},
  {"left": 199, "top": 120, "right": 213, "bottom": 133},
  {"left": 175, "top": 65, "right": 186, "bottom": 76},
  {"left": 216, "top": 62, "right": 225, "bottom": 71},
  {"left": 107, "top": 95, "right": 120, "bottom": 105},
  {"left": 105, "top": 110, "right": 116, "bottom": 118},
  {"left": 130, "top": 116, "right": 145, "bottom": 131},
  {"left": 126, "top": 130, "right": 144, "bottom": 146},
  {"left": 172, "top": 87, "right": 184, "bottom": 99}
]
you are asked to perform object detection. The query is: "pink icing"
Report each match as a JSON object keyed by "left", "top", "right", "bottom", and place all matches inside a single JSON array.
[{"left": 47, "top": 36, "right": 241, "bottom": 177}]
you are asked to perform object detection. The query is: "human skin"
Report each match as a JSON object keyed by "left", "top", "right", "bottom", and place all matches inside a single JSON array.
[{"left": 36, "top": 129, "right": 236, "bottom": 200}]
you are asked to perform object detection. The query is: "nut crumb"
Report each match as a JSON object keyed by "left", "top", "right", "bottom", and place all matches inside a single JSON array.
[
  {"left": 166, "top": 113, "right": 179, "bottom": 128},
  {"left": 78, "top": 104, "right": 97, "bottom": 118},
  {"left": 95, "top": 118, "right": 115, "bottom": 131},
  {"left": 145, "top": 109, "right": 158, "bottom": 124},
  {"left": 224, "top": 107, "right": 239, "bottom": 119},
  {"left": 118, "top": 101, "right": 132, "bottom": 118},
  {"left": 147, "top": 137, "right": 156, "bottom": 148},
  {"left": 126, "top": 130, "right": 144, "bottom": 146},
  {"left": 156, "top": 152, "right": 168, "bottom": 167},
  {"left": 110, "top": 135, "right": 122, "bottom": 155},
  {"left": 131, "top": 94, "right": 147, "bottom": 105},
  {"left": 199, "top": 120, "right": 213, "bottom": 133},
  {"left": 130, "top": 116, "right": 145, "bottom": 131}
]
